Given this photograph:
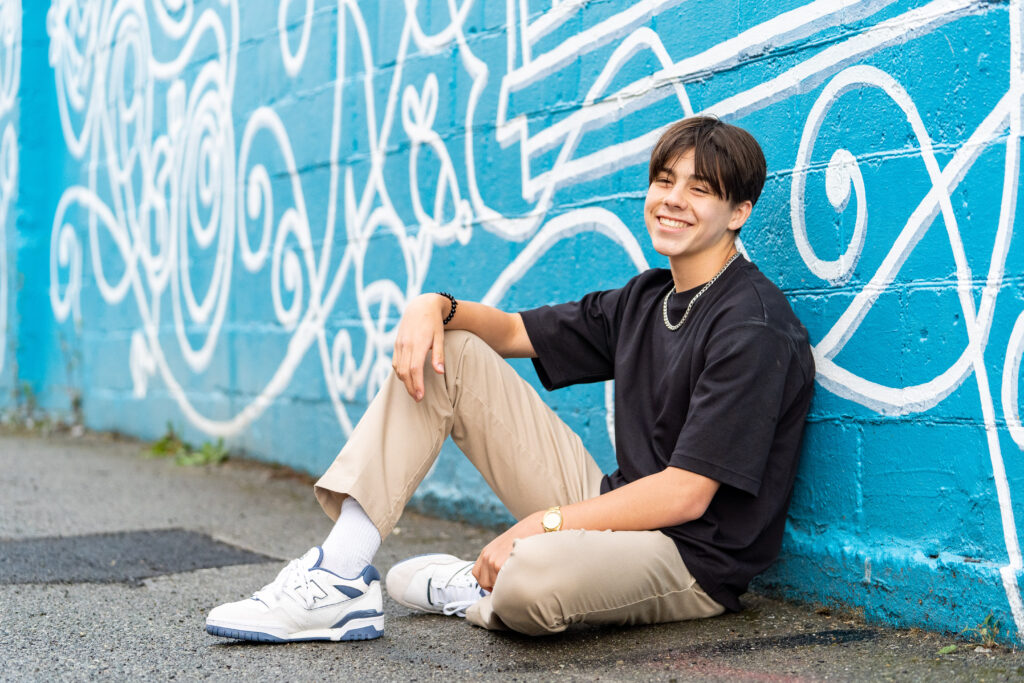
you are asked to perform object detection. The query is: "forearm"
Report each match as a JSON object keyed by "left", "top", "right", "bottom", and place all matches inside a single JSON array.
[
  {"left": 560, "top": 467, "right": 718, "bottom": 532},
  {"left": 393, "top": 293, "right": 534, "bottom": 402},
  {"left": 472, "top": 467, "right": 718, "bottom": 590},
  {"left": 428, "top": 294, "right": 535, "bottom": 358}
]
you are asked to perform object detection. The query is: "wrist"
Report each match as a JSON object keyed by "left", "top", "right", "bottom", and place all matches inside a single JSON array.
[
  {"left": 436, "top": 291, "right": 457, "bottom": 325},
  {"left": 514, "top": 511, "right": 545, "bottom": 537},
  {"left": 541, "top": 505, "right": 563, "bottom": 532},
  {"left": 432, "top": 293, "right": 448, "bottom": 316}
]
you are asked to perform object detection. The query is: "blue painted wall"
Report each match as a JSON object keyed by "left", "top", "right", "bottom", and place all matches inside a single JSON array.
[
  {"left": 0, "top": 1, "right": 18, "bottom": 408},
  {"left": 5, "top": 0, "right": 1024, "bottom": 643}
]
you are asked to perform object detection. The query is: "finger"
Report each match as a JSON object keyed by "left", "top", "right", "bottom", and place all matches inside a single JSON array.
[
  {"left": 474, "top": 550, "right": 496, "bottom": 592},
  {"left": 392, "top": 341, "right": 403, "bottom": 376},
  {"left": 472, "top": 555, "right": 485, "bottom": 587},
  {"left": 397, "top": 345, "right": 417, "bottom": 399},
  {"left": 483, "top": 552, "right": 501, "bottom": 591},
  {"left": 410, "top": 352, "right": 425, "bottom": 401},
  {"left": 431, "top": 329, "right": 445, "bottom": 374}
]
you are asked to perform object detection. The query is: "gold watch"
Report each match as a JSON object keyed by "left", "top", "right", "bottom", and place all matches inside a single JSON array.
[{"left": 541, "top": 506, "right": 563, "bottom": 532}]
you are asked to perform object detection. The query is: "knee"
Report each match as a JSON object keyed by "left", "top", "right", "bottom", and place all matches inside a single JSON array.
[
  {"left": 442, "top": 329, "right": 487, "bottom": 361},
  {"left": 442, "top": 330, "right": 500, "bottom": 375},
  {"left": 490, "top": 536, "right": 565, "bottom": 636}
]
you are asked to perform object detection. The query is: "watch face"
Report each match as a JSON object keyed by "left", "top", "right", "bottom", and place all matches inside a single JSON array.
[{"left": 543, "top": 511, "right": 560, "bottom": 530}]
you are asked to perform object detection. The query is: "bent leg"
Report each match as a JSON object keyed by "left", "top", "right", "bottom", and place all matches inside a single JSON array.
[
  {"left": 314, "top": 331, "right": 604, "bottom": 537},
  {"left": 467, "top": 529, "right": 724, "bottom": 635}
]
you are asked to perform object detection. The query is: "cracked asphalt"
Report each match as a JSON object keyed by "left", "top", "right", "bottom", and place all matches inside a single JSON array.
[{"left": 2, "top": 430, "right": 1023, "bottom": 681}]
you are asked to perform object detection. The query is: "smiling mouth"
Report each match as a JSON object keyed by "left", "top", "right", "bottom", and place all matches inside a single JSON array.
[{"left": 658, "top": 217, "right": 689, "bottom": 230}]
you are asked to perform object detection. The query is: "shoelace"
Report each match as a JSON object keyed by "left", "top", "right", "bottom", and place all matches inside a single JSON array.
[
  {"left": 253, "top": 559, "right": 319, "bottom": 609},
  {"left": 430, "top": 564, "right": 487, "bottom": 617},
  {"left": 440, "top": 599, "right": 480, "bottom": 617}
]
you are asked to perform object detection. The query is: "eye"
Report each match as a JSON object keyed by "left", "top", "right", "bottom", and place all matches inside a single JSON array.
[
  {"left": 692, "top": 185, "right": 709, "bottom": 195},
  {"left": 654, "top": 175, "right": 672, "bottom": 186}
]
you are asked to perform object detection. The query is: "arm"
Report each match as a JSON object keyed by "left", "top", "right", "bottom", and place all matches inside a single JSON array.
[
  {"left": 445, "top": 299, "right": 535, "bottom": 358},
  {"left": 392, "top": 293, "right": 535, "bottom": 401},
  {"left": 472, "top": 466, "right": 719, "bottom": 591}
]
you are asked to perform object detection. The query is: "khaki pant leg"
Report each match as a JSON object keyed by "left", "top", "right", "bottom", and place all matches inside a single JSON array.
[
  {"left": 314, "top": 330, "right": 604, "bottom": 537},
  {"left": 466, "top": 529, "right": 724, "bottom": 634}
]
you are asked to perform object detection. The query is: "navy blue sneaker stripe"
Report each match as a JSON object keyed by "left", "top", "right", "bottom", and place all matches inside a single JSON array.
[
  {"left": 331, "top": 609, "right": 383, "bottom": 629},
  {"left": 335, "top": 584, "right": 363, "bottom": 599}
]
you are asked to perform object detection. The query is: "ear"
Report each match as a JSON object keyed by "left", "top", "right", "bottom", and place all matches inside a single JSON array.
[{"left": 728, "top": 200, "right": 753, "bottom": 232}]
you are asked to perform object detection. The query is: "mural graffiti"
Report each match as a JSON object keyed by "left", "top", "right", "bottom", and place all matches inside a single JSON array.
[
  {"left": 794, "top": 60, "right": 1024, "bottom": 630},
  {"left": 42, "top": 0, "right": 1024, "bottom": 636},
  {"left": 0, "top": 0, "right": 18, "bottom": 377}
]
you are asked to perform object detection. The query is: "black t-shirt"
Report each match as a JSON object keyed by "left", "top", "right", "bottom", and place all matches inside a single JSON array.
[{"left": 519, "top": 258, "right": 814, "bottom": 611}]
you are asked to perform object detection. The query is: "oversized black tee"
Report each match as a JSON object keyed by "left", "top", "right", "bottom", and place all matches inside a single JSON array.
[{"left": 518, "top": 258, "right": 814, "bottom": 611}]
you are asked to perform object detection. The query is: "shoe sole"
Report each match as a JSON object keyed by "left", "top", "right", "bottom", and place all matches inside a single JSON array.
[{"left": 206, "top": 614, "right": 384, "bottom": 643}]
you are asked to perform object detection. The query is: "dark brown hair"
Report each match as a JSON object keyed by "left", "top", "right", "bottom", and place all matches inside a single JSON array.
[{"left": 648, "top": 116, "right": 767, "bottom": 207}]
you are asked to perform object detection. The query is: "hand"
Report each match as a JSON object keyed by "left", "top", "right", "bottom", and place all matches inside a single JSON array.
[
  {"left": 392, "top": 294, "right": 447, "bottom": 401},
  {"left": 472, "top": 512, "right": 542, "bottom": 592}
]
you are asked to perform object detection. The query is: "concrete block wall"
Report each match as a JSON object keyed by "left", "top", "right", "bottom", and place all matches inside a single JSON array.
[
  {"left": 3, "top": 0, "right": 1024, "bottom": 642},
  {"left": 0, "top": 1, "right": 17, "bottom": 406}
]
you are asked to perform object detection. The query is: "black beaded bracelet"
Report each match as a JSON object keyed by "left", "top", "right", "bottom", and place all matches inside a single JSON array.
[{"left": 437, "top": 291, "right": 457, "bottom": 325}]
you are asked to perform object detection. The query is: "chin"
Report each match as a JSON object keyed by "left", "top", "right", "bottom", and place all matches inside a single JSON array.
[{"left": 650, "top": 237, "right": 688, "bottom": 259}]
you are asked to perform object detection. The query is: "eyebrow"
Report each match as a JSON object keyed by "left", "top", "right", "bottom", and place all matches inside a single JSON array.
[{"left": 656, "top": 167, "right": 713, "bottom": 185}]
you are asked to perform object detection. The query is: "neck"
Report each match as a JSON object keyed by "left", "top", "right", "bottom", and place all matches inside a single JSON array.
[{"left": 669, "top": 246, "right": 738, "bottom": 292}]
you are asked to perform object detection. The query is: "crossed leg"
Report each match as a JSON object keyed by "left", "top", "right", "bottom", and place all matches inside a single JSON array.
[{"left": 313, "top": 330, "right": 722, "bottom": 634}]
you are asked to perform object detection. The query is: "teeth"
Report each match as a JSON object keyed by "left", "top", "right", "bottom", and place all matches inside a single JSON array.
[{"left": 660, "top": 217, "right": 686, "bottom": 229}]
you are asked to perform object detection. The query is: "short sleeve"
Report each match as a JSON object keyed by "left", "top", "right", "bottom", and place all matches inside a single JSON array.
[
  {"left": 669, "top": 323, "right": 793, "bottom": 496},
  {"left": 519, "top": 287, "right": 626, "bottom": 390}
]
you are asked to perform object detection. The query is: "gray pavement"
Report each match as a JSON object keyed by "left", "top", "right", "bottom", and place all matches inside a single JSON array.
[{"left": 2, "top": 430, "right": 1023, "bottom": 682}]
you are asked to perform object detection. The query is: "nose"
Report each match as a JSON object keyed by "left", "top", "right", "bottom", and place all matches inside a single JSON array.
[{"left": 664, "top": 182, "right": 687, "bottom": 209}]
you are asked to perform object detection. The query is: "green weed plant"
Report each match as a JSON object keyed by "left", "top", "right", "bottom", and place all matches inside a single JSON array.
[{"left": 147, "top": 422, "right": 227, "bottom": 466}]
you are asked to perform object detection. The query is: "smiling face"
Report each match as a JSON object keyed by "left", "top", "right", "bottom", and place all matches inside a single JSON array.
[{"left": 645, "top": 150, "right": 752, "bottom": 289}]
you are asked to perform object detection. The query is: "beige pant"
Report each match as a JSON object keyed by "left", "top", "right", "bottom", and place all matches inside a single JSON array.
[{"left": 314, "top": 330, "right": 724, "bottom": 635}]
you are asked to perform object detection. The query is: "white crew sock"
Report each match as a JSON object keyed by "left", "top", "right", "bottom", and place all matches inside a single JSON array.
[{"left": 319, "top": 496, "right": 382, "bottom": 578}]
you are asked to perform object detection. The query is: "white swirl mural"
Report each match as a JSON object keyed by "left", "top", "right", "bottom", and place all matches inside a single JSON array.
[{"left": 44, "top": 0, "right": 1024, "bottom": 636}]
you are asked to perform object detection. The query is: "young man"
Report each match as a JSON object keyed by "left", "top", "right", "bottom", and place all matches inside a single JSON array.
[{"left": 206, "top": 116, "right": 815, "bottom": 641}]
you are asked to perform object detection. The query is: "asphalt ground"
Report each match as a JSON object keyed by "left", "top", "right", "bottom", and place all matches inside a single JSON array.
[{"left": 2, "top": 429, "right": 1023, "bottom": 682}]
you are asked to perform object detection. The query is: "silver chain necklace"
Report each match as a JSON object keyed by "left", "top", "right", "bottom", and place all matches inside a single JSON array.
[{"left": 661, "top": 252, "right": 741, "bottom": 331}]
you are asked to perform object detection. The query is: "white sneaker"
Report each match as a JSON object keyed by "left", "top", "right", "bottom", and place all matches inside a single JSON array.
[
  {"left": 385, "top": 554, "right": 487, "bottom": 618},
  {"left": 206, "top": 547, "right": 383, "bottom": 642}
]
